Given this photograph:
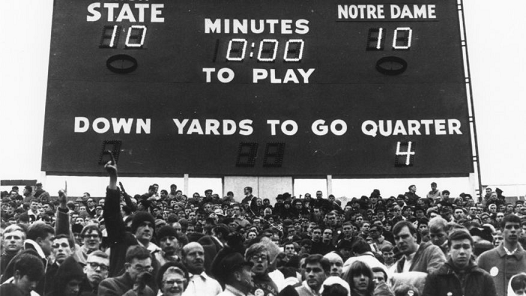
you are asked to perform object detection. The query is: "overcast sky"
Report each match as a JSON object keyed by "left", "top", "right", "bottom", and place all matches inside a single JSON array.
[{"left": 1, "top": 0, "right": 525, "bottom": 198}]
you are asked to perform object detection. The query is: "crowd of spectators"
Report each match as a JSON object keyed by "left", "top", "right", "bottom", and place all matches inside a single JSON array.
[{"left": 1, "top": 164, "right": 526, "bottom": 296}]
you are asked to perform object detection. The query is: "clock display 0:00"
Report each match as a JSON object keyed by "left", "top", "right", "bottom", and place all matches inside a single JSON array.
[{"left": 226, "top": 38, "right": 304, "bottom": 62}]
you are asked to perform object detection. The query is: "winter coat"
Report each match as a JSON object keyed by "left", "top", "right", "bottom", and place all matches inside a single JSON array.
[{"left": 422, "top": 259, "right": 497, "bottom": 296}]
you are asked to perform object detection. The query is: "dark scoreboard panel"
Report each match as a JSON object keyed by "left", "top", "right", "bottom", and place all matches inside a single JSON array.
[{"left": 42, "top": 0, "right": 474, "bottom": 177}]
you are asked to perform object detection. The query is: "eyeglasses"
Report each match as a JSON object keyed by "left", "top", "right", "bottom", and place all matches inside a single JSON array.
[
  {"left": 132, "top": 264, "right": 153, "bottom": 273},
  {"left": 250, "top": 254, "right": 268, "bottom": 261},
  {"left": 164, "top": 279, "right": 187, "bottom": 286},
  {"left": 87, "top": 262, "right": 109, "bottom": 271}
]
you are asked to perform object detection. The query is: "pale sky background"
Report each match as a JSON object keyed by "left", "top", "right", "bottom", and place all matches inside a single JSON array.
[{"left": 1, "top": 0, "right": 525, "bottom": 200}]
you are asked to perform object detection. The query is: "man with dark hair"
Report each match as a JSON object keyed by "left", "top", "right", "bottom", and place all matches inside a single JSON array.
[
  {"left": 25, "top": 222, "right": 54, "bottom": 261},
  {"left": 241, "top": 186, "right": 258, "bottom": 217},
  {"left": 216, "top": 252, "right": 254, "bottom": 296},
  {"left": 478, "top": 214, "right": 526, "bottom": 296},
  {"left": 80, "top": 251, "right": 110, "bottom": 295},
  {"left": 392, "top": 220, "right": 446, "bottom": 274},
  {"left": 98, "top": 245, "right": 155, "bottom": 296},
  {"left": 103, "top": 158, "right": 160, "bottom": 278},
  {"left": 22, "top": 186, "right": 33, "bottom": 203},
  {"left": 155, "top": 225, "right": 187, "bottom": 266},
  {"left": 295, "top": 254, "right": 330, "bottom": 296},
  {"left": 404, "top": 185, "right": 420, "bottom": 206},
  {"left": 422, "top": 230, "right": 497, "bottom": 296},
  {"left": 0, "top": 253, "right": 45, "bottom": 296}
]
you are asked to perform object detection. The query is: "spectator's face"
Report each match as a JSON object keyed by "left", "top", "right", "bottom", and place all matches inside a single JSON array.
[
  {"left": 135, "top": 221, "right": 154, "bottom": 243},
  {"left": 75, "top": 217, "right": 85, "bottom": 225},
  {"left": 247, "top": 232, "right": 257, "bottom": 240},
  {"left": 40, "top": 232, "right": 54, "bottom": 256},
  {"left": 312, "top": 229, "right": 322, "bottom": 241},
  {"left": 3, "top": 230, "right": 24, "bottom": 253},
  {"left": 342, "top": 224, "right": 353, "bottom": 237},
  {"left": 82, "top": 230, "right": 101, "bottom": 251},
  {"left": 52, "top": 237, "right": 72, "bottom": 264},
  {"left": 85, "top": 256, "right": 109, "bottom": 285},
  {"left": 418, "top": 224, "right": 428, "bottom": 233},
  {"left": 161, "top": 270, "right": 187, "bottom": 296},
  {"left": 14, "top": 273, "right": 39, "bottom": 296},
  {"left": 362, "top": 223, "right": 370, "bottom": 233},
  {"left": 284, "top": 244, "right": 295, "bottom": 256},
  {"left": 503, "top": 221, "right": 521, "bottom": 245},
  {"left": 328, "top": 257, "right": 343, "bottom": 277},
  {"left": 454, "top": 209, "right": 464, "bottom": 219},
  {"left": 382, "top": 250, "right": 394, "bottom": 263},
  {"left": 430, "top": 229, "right": 447, "bottom": 247},
  {"left": 353, "top": 273, "right": 371, "bottom": 292},
  {"left": 493, "top": 231, "right": 504, "bottom": 247},
  {"left": 43, "top": 204, "right": 52, "bottom": 212},
  {"left": 126, "top": 257, "right": 153, "bottom": 281},
  {"left": 305, "top": 262, "right": 326, "bottom": 291},
  {"left": 183, "top": 244, "right": 205, "bottom": 274},
  {"left": 496, "top": 213, "right": 504, "bottom": 222},
  {"left": 372, "top": 271, "right": 386, "bottom": 287},
  {"left": 322, "top": 229, "right": 332, "bottom": 241},
  {"left": 449, "top": 239, "right": 472, "bottom": 269},
  {"left": 98, "top": 199, "right": 105, "bottom": 207},
  {"left": 160, "top": 235, "right": 179, "bottom": 256},
  {"left": 249, "top": 252, "right": 269, "bottom": 275},
  {"left": 369, "top": 227, "right": 380, "bottom": 239},
  {"left": 30, "top": 202, "right": 38, "bottom": 211},
  {"left": 394, "top": 226, "right": 418, "bottom": 255}
]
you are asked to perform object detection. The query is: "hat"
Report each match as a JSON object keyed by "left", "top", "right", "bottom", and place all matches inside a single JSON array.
[
  {"left": 131, "top": 211, "right": 155, "bottom": 234},
  {"left": 36, "top": 182, "right": 42, "bottom": 187},
  {"left": 157, "top": 225, "right": 178, "bottom": 240},
  {"left": 219, "top": 252, "right": 253, "bottom": 275},
  {"left": 319, "top": 276, "right": 351, "bottom": 296},
  {"left": 214, "top": 209, "right": 224, "bottom": 216},
  {"left": 155, "top": 219, "right": 167, "bottom": 227}
]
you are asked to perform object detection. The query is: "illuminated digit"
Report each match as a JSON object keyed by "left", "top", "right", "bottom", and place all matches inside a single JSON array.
[
  {"left": 395, "top": 141, "right": 415, "bottom": 166},
  {"left": 226, "top": 39, "right": 247, "bottom": 61},
  {"left": 236, "top": 142, "right": 258, "bottom": 167},
  {"left": 100, "top": 25, "right": 120, "bottom": 48},
  {"left": 263, "top": 143, "right": 285, "bottom": 167},
  {"left": 392, "top": 27, "right": 412, "bottom": 50},
  {"left": 366, "top": 28, "right": 384, "bottom": 51},
  {"left": 284, "top": 39, "right": 304, "bottom": 62},
  {"left": 125, "top": 25, "right": 147, "bottom": 48},
  {"left": 258, "top": 39, "right": 278, "bottom": 62}
]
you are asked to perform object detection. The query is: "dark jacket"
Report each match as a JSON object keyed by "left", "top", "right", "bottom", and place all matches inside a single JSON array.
[
  {"left": 98, "top": 272, "right": 155, "bottom": 296},
  {"left": 422, "top": 259, "right": 497, "bottom": 296},
  {"left": 46, "top": 256, "right": 85, "bottom": 296}
]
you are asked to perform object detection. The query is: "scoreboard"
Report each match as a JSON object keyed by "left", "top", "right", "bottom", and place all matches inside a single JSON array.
[{"left": 42, "top": 0, "right": 474, "bottom": 177}]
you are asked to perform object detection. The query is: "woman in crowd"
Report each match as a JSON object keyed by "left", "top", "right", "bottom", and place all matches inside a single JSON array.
[
  {"left": 157, "top": 262, "right": 189, "bottom": 296},
  {"left": 343, "top": 261, "right": 375, "bottom": 296}
]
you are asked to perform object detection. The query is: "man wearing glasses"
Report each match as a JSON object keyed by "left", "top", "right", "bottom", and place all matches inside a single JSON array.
[
  {"left": 245, "top": 242, "right": 278, "bottom": 296},
  {"left": 98, "top": 245, "right": 155, "bottom": 296},
  {"left": 80, "top": 250, "right": 109, "bottom": 295},
  {"left": 478, "top": 214, "right": 526, "bottom": 296}
]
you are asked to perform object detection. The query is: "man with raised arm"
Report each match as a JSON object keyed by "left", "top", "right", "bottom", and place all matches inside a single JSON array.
[{"left": 102, "top": 155, "right": 160, "bottom": 292}]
